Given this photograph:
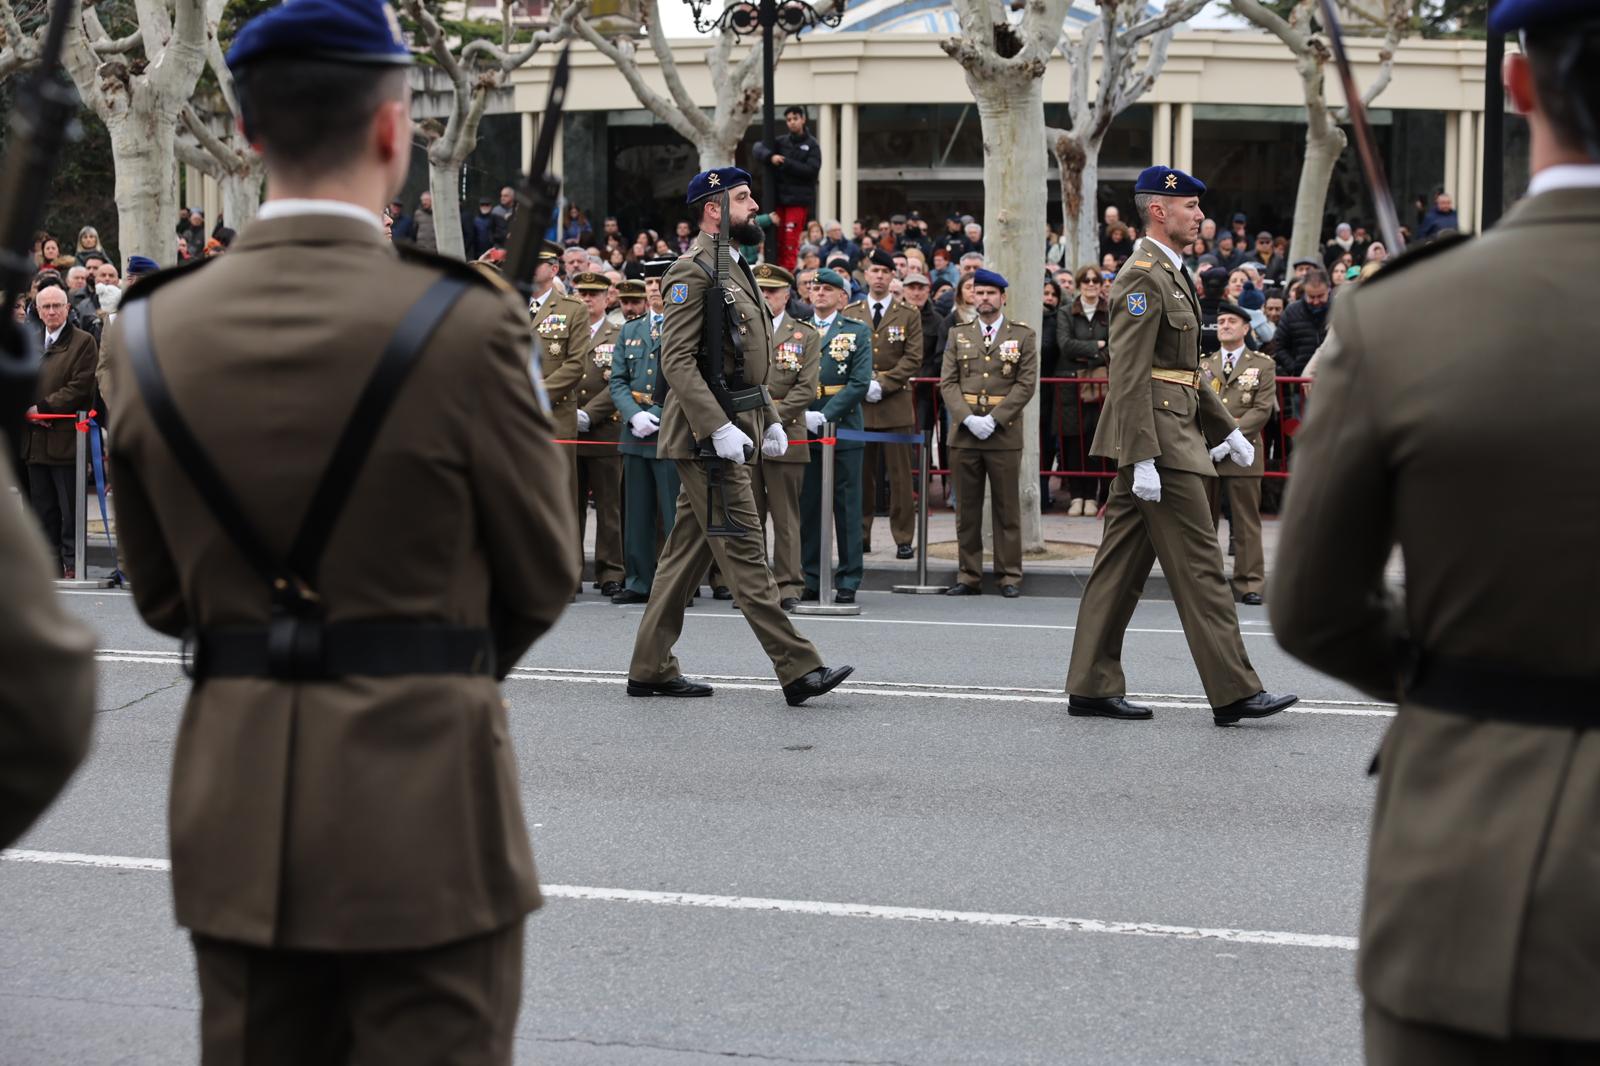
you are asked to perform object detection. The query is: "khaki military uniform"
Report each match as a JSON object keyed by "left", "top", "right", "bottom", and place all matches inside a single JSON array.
[
  {"left": 575, "top": 316, "right": 624, "bottom": 587},
  {"left": 531, "top": 287, "right": 588, "bottom": 506},
  {"left": 843, "top": 295, "right": 923, "bottom": 552},
  {"left": 104, "top": 213, "right": 579, "bottom": 1059},
  {"left": 752, "top": 312, "right": 819, "bottom": 599},
  {"left": 1066, "top": 236, "right": 1261, "bottom": 707},
  {"left": 1200, "top": 347, "right": 1275, "bottom": 599},
  {"left": 939, "top": 316, "right": 1038, "bottom": 589},
  {"left": 627, "top": 233, "right": 823, "bottom": 686},
  {"left": 1271, "top": 186, "right": 1600, "bottom": 1059}
]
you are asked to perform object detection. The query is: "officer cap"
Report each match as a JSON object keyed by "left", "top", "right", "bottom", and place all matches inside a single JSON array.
[
  {"left": 1215, "top": 301, "right": 1251, "bottom": 325},
  {"left": 753, "top": 263, "right": 795, "bottom": 289},
  {"left": 1134, "top": 165, "right": 1207, "bottom": 198},
  {"left": 686, "top": 166, "right": 752, "bottom": 204},
  {"left": 813, "top": 268, "right": 848, "bottom": 291},
  {"left": 538, "top": 240, "right": 564, "bottom": 261},
  {"left": 126, "top": 255, "right": 159, "bottom": 277},
  {"left": 641, "top": 256, "right": 676, "bottom": 278},
  {"left": 571, "top": 271, "right": 611, "bottom": 292},
  {"left": 971, "top": 268, "right": 1008, "bottom": 291},
  {"left": 617, "top": 279, "right": 648, "bottom": 298},
  {"left": 866, "top": 249, "right": 895, "bottom": 271},
  {"left": 1490, "top": 0, "right": 1597, "bottom": 33},
  {"left": 226, "top": 0, "right": 412, "bottom": 70}
]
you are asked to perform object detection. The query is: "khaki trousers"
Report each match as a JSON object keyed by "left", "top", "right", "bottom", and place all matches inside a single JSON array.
[
  {"left": 576, "top": 449, "right": 623, "bottom": 584},
  {"left": 192, "top": 922, "right": 523, "bottom": 1066},
  {"left": 629, "top": 460, "right": 823, "bottom": 686},
  {"left": 862, "top": 431, "right": 915, "bottom": 550},
  {"left": 1365, "top": 1003, "right": 1600, "bottom": 1065},
  {"left": 754, "top": 459, "right": 807, "bottom": 599},
  {"left": 951, "top": 446, "right": 1023, "bottom": 588},
  {"left": 1208, "top": 475, "right": 1265, "bottom": 598},
  {"left": 1065, "top": 466, "right": 1261, "bottom": 706}
]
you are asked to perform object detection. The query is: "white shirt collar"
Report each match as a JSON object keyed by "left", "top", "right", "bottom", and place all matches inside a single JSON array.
[
  {"left": 43, "top": 325, "right": 63, "bottom": 348},
  {"left": 590, "top": 317, "right": 605, "bottom": 337},
  {"left": 1147, "top": 238, "right": 1186, "bottom": 275},
  {"left": 772, "top": 312, "right": 785, "bottom": 333},
  {"left": 870, "top": 294, "right": 890, "bottom": 312},
  {"left": 256, "top": 198, "right": 385, "bottom": 234},
  {"left": 980, "top": 314, "right": 1004, "bottom": 336},
  {"left": 814, "top": 311, "right": 837, "bottom": 329},
  {"left": 1220, "top": 343, "right": 1246, "bottom": 360},
  {"left": 1526, "top": 164, "right": 1600, "bottom": 198}
]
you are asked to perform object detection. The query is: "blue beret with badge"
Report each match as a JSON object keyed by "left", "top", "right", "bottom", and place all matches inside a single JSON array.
[
  {"left": 227, "top": 0, "right": 412, "bottom": 70},
  {"left": 1134, "top": 165, "right": 1207, "bottom": 198},
  {"left": 1489, "top": 0, "right": 1597, "bottom": 33},
  {"left": 686, "top": 167, "right": 753, "bottom": 204},
  {"left": 813, "top": 268, "right": 848, "bottom": 291},
  {"left": 971, "top": 268, "right": 1008, "bottom": 291},
  {"left": 125, "top": 255, "right": 160, "bottom": 277}
]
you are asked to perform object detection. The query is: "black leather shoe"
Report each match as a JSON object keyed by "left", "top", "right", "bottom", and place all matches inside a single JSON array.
[
  {"left": 835, "top": 589, "right": 856, "bottom": 604},
  {"left": 780, "top": 597, "right": 799, "bottom": 612},
  {"left": 1240, "top": 592, "right": 1263, "bottom": 606},
  {"left": 800, "top": 588, "right": 819, "bottom": 602},
  {"left": 600, "top": 581, "right": 623, "bottom": 598},
  {"left": 611, "top": 589, "right": 649, "bottom": 605},
  {"left": 713, "top": 585, "right": 733, "bottom": 601},
  {"left": 944, "top": 584, "right": 981, "bottom": 596},
  {"left": 1213, "top": 691, "right": 1298, "bottom": 726},
  {"left": 1001, "top": 585, "right": 1021, "bottom": 599},
  {"left": 782, "top": 665, "right": 854, "bottom": 706},
  {"left": 627, "top": 677, "right": 714, "bottom": 698},
  {"left": 896, "top": 544, "right": 914, "bottom": 560},
  {"left": 1067, "top": 695, "right": 1154, "bottom": 720}
]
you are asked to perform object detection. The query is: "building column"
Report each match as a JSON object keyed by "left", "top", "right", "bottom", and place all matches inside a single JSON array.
[
  {"left": 1442, "top": 111, "right": 1460, "bottom": 202},
  {"left": 521, "top": 112, "right": 536, "bottom": 171},
  {"left": 1173, "top": 103, "right": 1194, "bottom": 175},
  {"left": 839, "top": 102, "right": 858, "bottom": 230},
  {"left": 1152, "top": 102, "right": 1173, "bottom": 165},
  {"left": 1473, "top": 108, "right": 1486, "bottom": 233},
  {"left": 1456, "top": 109, "right": 1476, "bottom": 233},
  {"left": 817, "top": 103, "right": 838, "bottom": 225}
]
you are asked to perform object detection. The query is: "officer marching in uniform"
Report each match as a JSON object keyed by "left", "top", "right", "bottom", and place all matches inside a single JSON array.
[
  {"left": 752, "top": 263, "right": 819, "bottom": 611},
  {"left": 1273, "top": 1, "right": 1600, "bottom": 1058},
  {"left": 625, "top": 167, "right": 851, "bottom": 705},
  {"left": 799, "top": 268, "right": 873, "bottom": 604},
  {"left": 529, "top": 238, "right": 588, "bottom": 504},
  {"left": 843, "top": 248, "right": 924, "bottom": 559},
  {"left": 609, "top": 266, "right": 677, "bottom": 604},
  {"left": 571, "top": 270, "right": 625, "bottom": 597},
  {"left": 1199, "top": 302, "right": 1275, "bottom": 606},
  {"left": 102, "top": 1, "right": 579, "bottom": 1059},
  {"left": 938, "top": 269, "right": 1037, "bottom": 598},
  {"left": 1065, "top": 165, "right": 1296, "bottom": 725}
]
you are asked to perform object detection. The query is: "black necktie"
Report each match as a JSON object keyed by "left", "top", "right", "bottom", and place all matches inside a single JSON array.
[{"left": 873, "top": 303, "right": 883, "bottom": 329}]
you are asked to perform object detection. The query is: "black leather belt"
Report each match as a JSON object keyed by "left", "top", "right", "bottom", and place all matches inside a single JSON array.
[
  {"left": 1405, "top": 652, "right": 1599, "bottom": 729},
  {"left": 184, "top": 620, "right": 495, "bottom": 681}
]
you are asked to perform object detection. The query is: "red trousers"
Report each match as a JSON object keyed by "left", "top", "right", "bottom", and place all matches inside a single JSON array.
[{"left": 774, "top": 205, "right": 808, "bottom": 270}]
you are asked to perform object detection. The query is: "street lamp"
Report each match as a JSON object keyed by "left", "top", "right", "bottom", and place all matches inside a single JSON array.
[{"left": 681, "top": 0, "right": 845, "bottom": 264}]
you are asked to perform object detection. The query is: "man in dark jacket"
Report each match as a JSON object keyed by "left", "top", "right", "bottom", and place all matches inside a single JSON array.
[
  {"left": 1274, "top": 268, "right": 1331, "bottom": 375},
  {"left": 752, "top": 106, "right": 821, "bottom": 270},
  {"left": 21, "top": 284, "right": 98, "bottom": 578},
  {"left": 464, "top": 196, "right": 509, "bottom": 259}
]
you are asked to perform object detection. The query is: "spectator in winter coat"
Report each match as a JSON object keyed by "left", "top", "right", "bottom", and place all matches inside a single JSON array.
[
  {"left": 413, "top": 191, "right": 437, "bottom": 251},
  {"left": 1419, "top": 192, "right": 1460, "bottom": 239},
  {"left": 1275, "top": 268, "right": 1332, "bottom": 376}
]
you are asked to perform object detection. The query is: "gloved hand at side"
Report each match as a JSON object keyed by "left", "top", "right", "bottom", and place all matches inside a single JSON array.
[
  {"left": 963, "top": 415, "right": 995, "bottom": 441},
  {"left": 629, "top": 411, "right": 659, "bottom": 438},
  {"left": 866, "top": 380, "right": 883, "bottom": 403},
  {"left": 1131, "top": 459, "right": 1161, "bottom": 502},
  {"left": 1223, "top": 428, "right": 1255, "bottom": 467},
  {"left": 804, "top": 410, "right": 825, "bottom": 434},
  {"left": 576, "top": 409, "right": 591, "bottom": 433},
  {"left": 761, "top": 423, "right": 788, "bottom": 458},
  {"left": 1208, "top": 441, "right": 1231, "bottom": 463},
  {"left": 711, "top": 421, "right": 754, "bottom": 462}
]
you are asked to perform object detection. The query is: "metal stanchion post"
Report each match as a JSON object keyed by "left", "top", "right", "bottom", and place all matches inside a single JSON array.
[
  {"left": 894, "top": 423, "right": 945, "bottom": 594},
  {"left": 60, "top": 409, "right": 111, "bottom": 589},
  {"left": 792, "top": 421, "right": 858, "bottom": 616}
]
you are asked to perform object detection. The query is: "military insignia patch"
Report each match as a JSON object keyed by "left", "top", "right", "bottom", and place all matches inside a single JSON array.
[
  {"left": 1127, "top": 293, "right": 1147, "bottom": 317},
  {"left": 669, "top": 283, "right": 688, "bottom": 304},
  {"left": 592, "top": 343, "right": 615, "bottom": 369}
]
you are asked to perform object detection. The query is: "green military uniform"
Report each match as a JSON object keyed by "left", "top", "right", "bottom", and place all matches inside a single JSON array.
[
  {"left": 1065, "top": 234, "right": 1262, "bottom": 706},
  {"left": 1200, "top": 345, "right": 1275, "bottom": 601},
  {"left": 751, "top": 263, "right": 819, "bottom": 602},
  {"left": 610, "top": 304, "right": 678, "bottom": 599},
  {"left": 529, "top": 247, "right": 588, "bottom": 505},
  {"left": 800, "top": 309, "right": 872, "bottom": 595},
  {"left": 939, "top": 314, "right": 1038, "bottom": 592},
  {"left": 1272, "top": 174, "right": 1600, "bottom": 1056},
  {"left": 626, "top": 227, "right": 824, "bottom": 688},
  {"left": 571, "top": 271, "right": 624, "bottom": 592},
  {"left": 843, "top": 292, "right": 923, "bottom": 553}
]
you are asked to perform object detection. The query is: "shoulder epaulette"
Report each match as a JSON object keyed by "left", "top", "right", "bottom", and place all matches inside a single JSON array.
[
  {"left": 395, "top": 242, "right": 513, "bottom": 297},
  {"left": 120, "top": 256, "right": 212, "bottom": 305},
  {"left": 1360, "top": 232, "right": 1472, "bottom": 287}
]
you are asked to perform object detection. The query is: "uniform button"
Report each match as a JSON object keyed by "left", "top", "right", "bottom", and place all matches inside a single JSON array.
[
  {"left": 983, "top": 372, "right": 989, "bottom": 378},
  {"left": 1162, "top": 400, "right": 1170, "bottom": 407}
]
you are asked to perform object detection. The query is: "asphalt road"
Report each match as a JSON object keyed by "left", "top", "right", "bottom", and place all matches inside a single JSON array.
[{"left": 2, "top": 586, "right": 1387, "bottom": 1065}]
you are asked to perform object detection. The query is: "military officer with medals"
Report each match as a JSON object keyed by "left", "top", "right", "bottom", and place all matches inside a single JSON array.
[
  {"left": 752, "top": 262, "right": 819, "bottom": 611},
  {"left": 843, "top": 248, "right": 924, "bottom": 559},
  {"left": 799, "top": 267, "right": 873, "bottom": 604},
  {"left": 572, "top": 270, "right": 625, "bottom": 597},
  {"left": 1065, "top": 165, "right": 1296, "bottom": 726},
  {"left": 528, "top": 238, "right": 588, "bottom": 500},
  {"left": 100, "top": 0, "right": 579, "bottom": 1059},
  {"left": 938, "top": 269, "right": 1037, "bottom": 598},
  {"left": 626, "top": 167, "right": 851, "bottom": 705},
  {"left": 1199, "top": 302, "right": 1274, "bottom": 606},
  {"left": 1274, "top": 1, "right": 1600, "bottom": 1056},
  {"left": 609, "top": 264, "right": 677, "bottom": 604}
]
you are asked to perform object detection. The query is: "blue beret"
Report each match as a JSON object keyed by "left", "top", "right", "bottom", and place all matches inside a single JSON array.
[
  {"left": 686, "top": 167, "right": 752, "bottom": 204},
  {"left": 1134, "top": 165, "right": 1207, "bottom": 198},
  {"left": 971, "top": 268, "right": 1008, "bottom": 291},
  {"left": 126, "top": 255, "right": 159, "bottom": 276},
  {"left": 813, "top": 268, "right": 848, "bottom": 290},
  {"left": 227, "top": 0, "right": 412, "bottom": 70},
  {"left": 1489, "top": 0, "right": 1598, "bottom": 33}
]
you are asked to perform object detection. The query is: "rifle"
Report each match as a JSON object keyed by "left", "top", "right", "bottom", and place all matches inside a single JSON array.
[
  {"left": 1317, "top": 0, "right": 1405, "bottom": 255},
  {"left": 503, "top": 46, "right": 570, "bottom": 301},
  {"left": 0, "top": 0, "right": 80, "bottom": 478}
]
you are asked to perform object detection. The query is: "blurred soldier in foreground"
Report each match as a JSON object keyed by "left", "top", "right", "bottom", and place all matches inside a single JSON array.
[
  {"left": 1273, "top": 1, "right": 1600, "bottom": 1059},
  {"left": 102, "top": 1, "right": 577, "bottom": 1061}
]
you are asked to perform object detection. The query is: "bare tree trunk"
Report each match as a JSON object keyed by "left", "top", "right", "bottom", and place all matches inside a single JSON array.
[
  {"left": 1054, "top": 131, "right": 1104, "bottom": 272},
  {"left": 220, "top": 170, "right": 263, "bottom": 231},
  {"left": 429, "top": 154, "right": 468, "bottom": 259},
  {"left": 108, "top": 111, "right": 180, "bottom": 263},
  {"left": 1292, "top": 118, "right": 1346, "bottom": 262}
]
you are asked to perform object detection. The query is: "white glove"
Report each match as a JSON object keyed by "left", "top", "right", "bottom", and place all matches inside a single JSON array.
[
  {"left": 963, "top": 414, "right": 995, "bottom": 441},
  {"left": 1131, "top": 459, "right": 1161, "bottom": 502},
  {"left": 1223, "top": 428, "right": 1256, "bottom": 468},
  {"left": 1209, "top": 441, "right": 1231, "bottom": 463},
  {"left": 629, "top": 411, "right": 659, "bottom": 438},
  {"left": 761, "top": 422, "right": 788, "bottom": 458},
  {"left": 711, "top": 421, "right": 754, "bottom": 462},
  {"left": 576, "top": 409, "right": 591, "bottom": 433},
  {"left": 866, "top": 380, "right": 883, "bottom": 403},
  {"left": 805, "top": 410, "right": 825, "bottom": 433}
]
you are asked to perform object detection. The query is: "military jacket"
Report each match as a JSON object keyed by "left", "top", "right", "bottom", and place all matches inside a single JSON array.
[
  {"left": 531, "top": 288, "right": 588, "bottom": 437},
  {"left": 575, "top": 316, "right": 623, "bottom": 451},
  {"left": 805, "top": 313, "right": 873, "bottom": 453},
  {"left": 1199, "top": 347, "right": 1275, "bottom": 477},
  {"left": 1090, "top": 236, "right": 1236, "bottom": 476},
  {"left": 610, "top": 311, "right": 666, "bottom": 458},
  {"left": 939, "top": 316, "right": 1038, "bottom": 452},
  {"left": 765, "top": 311, "right": 820, "bottom": 465},
  {"left": 843, "top": 295, "right": 924, "bottom": 428}
]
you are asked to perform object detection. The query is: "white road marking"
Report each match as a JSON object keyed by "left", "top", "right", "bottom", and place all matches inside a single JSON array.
[
  {"left": 57, "top": 589, "right": 132, "bottom": 597},
  {"left": 1, "top": 849, "right": 1357, "bottom": 953},
  {"left": 676, "top": 612, "right": 1276, "bottom": 637}
]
